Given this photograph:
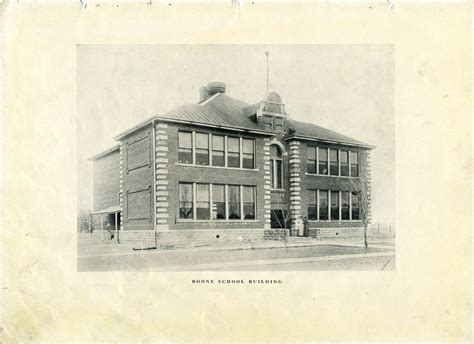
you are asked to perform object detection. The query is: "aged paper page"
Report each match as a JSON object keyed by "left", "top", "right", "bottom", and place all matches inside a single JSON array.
[{"left": 1, "top": 2, "right": 472, "bottom": 342}]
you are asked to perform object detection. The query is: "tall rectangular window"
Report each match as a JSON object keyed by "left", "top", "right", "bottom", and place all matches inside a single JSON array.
[
  {"left": 307, "top": 146, "right": 316, "bottom": 174},
  {"left": 178, "top": 132, "right": 193, "bottom": 164},
  {"left": 212, "top": 135, "right": 225, "bottom": 167},
  {"left": 308, "top": 190, "right": 317, "bottom": 220},
  {"left": 341, "top": 191, "right": 350, "bottom": 220},
  {"left": 318, "top": 147, "right": 328, "bottom": 175},
  {"left": 351, "top": 192, "right": 360, "bottom": 220},
  {"left": 275, "top": 160, "right": 283, "bottom": 189},
  {"left": 263, "top": 115, "right": 273, "bottom": 130},
  {"left": 227, "top": 137, "right": 240, "bottom": 168},
  {"left": 331, "top": 191, "right": 339, "bottom": 220},
  {"left": 228, "top": 185, "right": 241, "bottom": 219},
  {"left": 179, "top": 183, "right": 193, "bottom": 219},
  {"left": 274, "top": 117, "right": 283, "bottom": 132},
  {"left": 243, "top": 186, "right": 256, "bottom": 220},
  {"left": 212, "top": 184, "right": 226, "bottom": 220},
  {"left": 242, "top": 139, "right": 255, "bottom": 169},
  {"left": 350, "top": 151, "right": 359, "bottom": 177},
  {"left": 340, "top": 150, "right": 349, "bottom": 176},
  {"left": 196, "top": 184, "right": 210, "bottom": 220},
  {"left": 319, "top": 190, "right": 329, "bottom": 220},
  {"left": 195, "top": 133, "right": 209, "bottom": 165},
  {"left": 330, "top": 149, "right": 339, "bottom": 176}
]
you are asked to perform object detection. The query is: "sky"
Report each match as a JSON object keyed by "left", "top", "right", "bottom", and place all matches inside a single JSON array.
[{"left": 77, "top": 44, "right": 395, "bottom": 225}]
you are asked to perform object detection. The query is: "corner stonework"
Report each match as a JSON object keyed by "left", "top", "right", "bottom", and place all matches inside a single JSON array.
[
  {"left": 289, "top": 140, "right": 302, "bottom": 236},
  {"left": 119, "top": 143, "right": 124, "bottom": 230},
  {"left": 263, "top": 138, "right": 272, "bottom": 229},
  {"left": 155, "top": 122, "right": 170, "bottom": 231},
  {"left": 366, "top": 150, "right": 372, "bottom": 224}
]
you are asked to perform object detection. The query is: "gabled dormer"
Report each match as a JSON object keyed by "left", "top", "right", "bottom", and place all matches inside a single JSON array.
[{"left": 256, "top": 92, "right": 288, "bottom": 133}]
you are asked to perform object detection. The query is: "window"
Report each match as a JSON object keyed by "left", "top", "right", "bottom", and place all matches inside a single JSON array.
[
  {"left": 212, "top": 135, "right": 225, "bottom": 167},
  {"left": 274, "top": 117, "right": 283, "bottom": 132},
  {"left": 179, "top": 183, "right": 193, "bottom": 219},
  {"left": 178, "top": 132, "right": 193, "bottom": 164},
  {"left": 351, "top": 192, "right": 360, "bottom": 220},
  {"left": 310, "top": 189, "right": 361, "bottom": 221},
  {"left": 340, "top": 150, "right": 349, "bottom": 176},
  {"left": 308, "top": 190, "right": 317, "bottom": 220},
  {"left": 242, "top": 139, "right": 255, "bottom": 169},
  {"left": 307, "top": 146, "right": 316, "bottom": 174},
  {"left": 350, "top": 151, "right": 359, "bottom": 177},
  {"left": 178, "top": 132, "right": 258, "bottom": 170},
  {"left": 330, "top": 191, "right": 339, "bottom": 220},
  {"left": 263, "top": 115, "right": 273, "bottom": 130},
  {"left": 263, "top": 115, "right": 284, "bottom": 132},
  {"left": 195, "top": 133, "right": 209, "bottom": 165},
  {"left": 319, "top": 190, "right": 329, "bottom": 220},
  {"left": 227, "top": 137, "right": 240, "bottom": 168},
  {"left": 243, "top": 186, "right": 256, "bottom": 219},
  {"left": 318, "top": 147, "right": 328, "bottom": 175},
  {"left": 196, "top": 184, "right": 210, "bottom": 220},
  {"left": 330, "top": 149, "right": 339, "bottom": 176},
  {"left": 179, "top": 183, "right": 256, "bottom": 221},
  {"left": 341, "top": 191, "right": 350, "bottom": 220},
  {"left": 228, "top": 185, "right": 241, "bottom": 219},
  {"left": 270, "top": 145, "right": 283, "bottom": 189},
  {"left": 212, "top": 184, "right": 226, "bottom": 220}
]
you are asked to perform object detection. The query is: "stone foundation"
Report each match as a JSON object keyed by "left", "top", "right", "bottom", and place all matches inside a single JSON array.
[
  {"left": 79, "top": 229, "right": 291, "bottom": 249},
  {"left": 264, "top": 229, "right": 290, "bottom": 240},
  {"left": 309, "top": 227, "right": 363, "bottom": 239}
]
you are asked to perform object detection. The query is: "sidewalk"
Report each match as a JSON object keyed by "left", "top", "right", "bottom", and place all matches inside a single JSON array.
[
  {"left": 78, "top": 241, "right": 395, "bottom": 271},
  {"left": 78, "top": 236, "right": 395, "bottom": 258}
]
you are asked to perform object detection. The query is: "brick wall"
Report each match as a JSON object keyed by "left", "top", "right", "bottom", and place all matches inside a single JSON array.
[
  {"left": 93, "top": 149, "right": 120, "bottom": 211},
  {"left": 298, "top": 141, "right": 371, "bottom": 233},
  {"left": 164, "top": 122, "right": 268, "bottom": 230},
  {"left": 120, "top": 124, "right": 154, "bottom": 231}
]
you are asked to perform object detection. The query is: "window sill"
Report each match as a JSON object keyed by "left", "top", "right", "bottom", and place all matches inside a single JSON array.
[
  {"left": 270, "top": 188, "right": 285, "bottom": 192},
  {"left": 305, "top": 173, "right": 359, "bottom": 179},
  {"left": 176, "top": 219, "right": 261, "bottom": 223},
  {"left": 307, "top": 220, "right": 363, "bottom": 223},
  {"left": 175, "top": 163, "right": 259, "bottom": 172}
]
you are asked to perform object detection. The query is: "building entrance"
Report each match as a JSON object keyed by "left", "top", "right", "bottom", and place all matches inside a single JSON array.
[{"left": 270, "top": 209, "right": 291, "bottom": 229}]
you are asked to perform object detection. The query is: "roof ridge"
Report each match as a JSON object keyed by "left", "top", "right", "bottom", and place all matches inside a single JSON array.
[{"left": 198, "top": 92, "right": 220, "bottom": 106}]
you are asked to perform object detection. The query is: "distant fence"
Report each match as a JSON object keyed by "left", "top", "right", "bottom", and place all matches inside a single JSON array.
[{"left": 368, "top": 223, "right": 395, "bottom": 235}]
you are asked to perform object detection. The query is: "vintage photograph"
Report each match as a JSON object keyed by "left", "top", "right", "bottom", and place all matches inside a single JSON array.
[{"left": 77, "top": 44, "right": 395, "bottom": 271}]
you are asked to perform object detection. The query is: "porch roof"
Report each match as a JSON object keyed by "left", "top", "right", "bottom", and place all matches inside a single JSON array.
[{"left": 91, "top": 206, "right": 122, "bottom": 215}]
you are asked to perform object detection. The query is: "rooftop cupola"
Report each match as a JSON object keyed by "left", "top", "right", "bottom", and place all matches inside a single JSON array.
[{"left": 256, "top": 92, "right": 287, "bottom": 132}]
